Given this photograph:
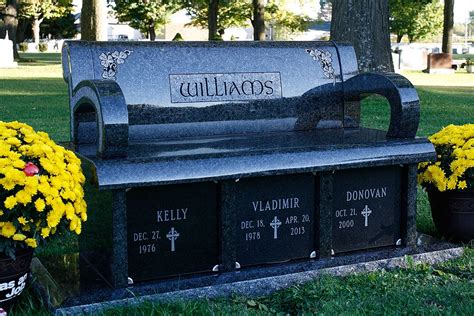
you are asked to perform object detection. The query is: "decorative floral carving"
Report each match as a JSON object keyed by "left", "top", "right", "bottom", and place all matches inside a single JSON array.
[
  {"left": 306, "top": 48, "right": 335, "bottom": 82},
  {"left": 99, "top": 50, "right": 132, "bottom": 80}
]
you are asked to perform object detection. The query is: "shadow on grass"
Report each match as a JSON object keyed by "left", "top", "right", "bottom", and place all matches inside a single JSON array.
[{"left": 18, "top": 53, "right": 62, "bottom": 66}]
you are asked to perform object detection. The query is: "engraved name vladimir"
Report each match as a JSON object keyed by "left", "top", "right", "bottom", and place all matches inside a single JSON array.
[{"left": 178, "top": 76, "right": 275, "bottom": 98}]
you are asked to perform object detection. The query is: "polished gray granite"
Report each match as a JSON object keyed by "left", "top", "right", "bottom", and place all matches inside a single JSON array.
[{"left": 75, "top": 127, "right": 435, "bottom": 189}]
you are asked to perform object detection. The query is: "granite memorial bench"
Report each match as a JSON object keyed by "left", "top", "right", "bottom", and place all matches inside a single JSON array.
[{"left": 61, "top": 41, "right": 435, "bottom": 288}]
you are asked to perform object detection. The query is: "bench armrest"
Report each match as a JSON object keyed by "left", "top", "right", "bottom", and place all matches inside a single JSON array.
[
  {"left": 343, "top": 73, "right": 419, "bottom": 138},
  {"left": 71, "top": 80, "right": 129, "bottom": 158}
]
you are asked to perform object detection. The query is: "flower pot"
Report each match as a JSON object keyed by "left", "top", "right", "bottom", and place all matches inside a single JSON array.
[
  {"left": 467, "top": 65, "right": 474, "bottom": 73},
  {"left": 428, "top": 190, "right": 474, "bottom": 242},
  {"left": 0, "top": 249, "right": 33, "bottom": 310}
]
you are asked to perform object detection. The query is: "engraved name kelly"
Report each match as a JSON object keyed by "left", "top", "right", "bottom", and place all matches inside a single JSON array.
[
  {"left": 157, "top": 208, "right": 188, "bottom": 222},
  {"left": 169, "top": 72, "right": 282, "bottom": 103}
]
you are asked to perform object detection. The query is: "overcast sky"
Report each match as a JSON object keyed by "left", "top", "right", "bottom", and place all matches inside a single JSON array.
[{"left": 454, "top": 0, "right": 474, "bottom": 22}]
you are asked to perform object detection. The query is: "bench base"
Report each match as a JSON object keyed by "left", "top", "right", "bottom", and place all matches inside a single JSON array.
[{"left": 32, "top": 235, "right": 463, "bottom": 314}]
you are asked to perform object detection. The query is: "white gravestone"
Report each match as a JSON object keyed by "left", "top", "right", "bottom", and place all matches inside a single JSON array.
[
  {"left": 0, "top": 31, "right": 18, "bottom": 68},
  {"left": 399, "top": 47, "right": 427, "bottom": 70}
]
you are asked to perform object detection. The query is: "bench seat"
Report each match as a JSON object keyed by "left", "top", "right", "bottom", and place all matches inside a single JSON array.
[{"left": 77, "top": 127, "right": 434, "bottom": 189}]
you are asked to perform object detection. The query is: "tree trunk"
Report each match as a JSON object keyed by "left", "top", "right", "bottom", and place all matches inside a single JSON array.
[
  {"left": 396, "top": 34, "right": 403, "bottom": 43},
  {"left": 252, "top": 0, "right": 266, "bottom": 41},
  {"left": 33, "top": 18, "right": 41, "bottom": 48},
  {"left": 16, "top": 19, "right": 28, "bottom": 44},
  {"left": 4, "top": 0, "right": 19, "bottom": 59},
  {"left": 442, "top": 0, "right": 454, "bottom": 54},
  {"left": 330, "top": 0, "right": 393, "bottom": 73},
  {"left": 81, "top": 0, "right": 108, "bottom": 41},
  {"left": 208, "top": 0, "right": 219, "bottom": 40},
  {"left": 149, "top": 24, "right": 156, "bottom": 41}
]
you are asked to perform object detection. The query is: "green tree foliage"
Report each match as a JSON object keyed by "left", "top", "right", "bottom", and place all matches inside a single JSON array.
[
  {"left": 42, "top": 13, "right": 77, "bottom": 39},
  {"left": 265, "top": 2, "right": 312, "bottom": 39},
  {"left": 112, "top": 0, "right": 180, "bottom": 41},
  {"left": 19, "top": 0, "right": 73, "bottom": 46},
  {"left": 183, "top": 0, "right": 247, "bottom": 32},
  {"left": 389, "top": 0, "right": 443, "bottom": 43},
  {"left": 184, "top": 0, "right": 311, "bottom": 40}
]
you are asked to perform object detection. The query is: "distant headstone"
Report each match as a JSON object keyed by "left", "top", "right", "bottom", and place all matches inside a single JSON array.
[
  {"left": 399, "top": 47, "right": 428, "bottom": 70},
  {"left": 426, "top": 53, "right": 454, "bottom": 74},
  {"left": 0, "top": 32, "right": 18, "bottom": 68},
  {"left": 392, "top": 53, "right": 400, "bottom": 72}
]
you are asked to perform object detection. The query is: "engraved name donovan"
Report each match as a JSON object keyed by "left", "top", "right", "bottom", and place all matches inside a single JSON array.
[
  {"left": 169, "top": 72, "right": 282, "bottom": 103},
  {"left": 346, "top": 187, "right": 387, "bottom": 201}
]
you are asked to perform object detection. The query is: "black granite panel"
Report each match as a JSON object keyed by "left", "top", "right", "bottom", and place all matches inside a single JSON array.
[
  {"left": 400, "top": 164, "right": 418, "bottom": 247},
  {"left": 220, "top": 181, "right": 238, "bottom": 272},
  {"left": 332, "top": 166, "right": 402, "bottom": 253},
  {"left": 111, "top": 189, "right": 128, "bottom": 287},
  {"left": 126, "top": 182, "right": 218, "bottom": 282},
  {"left": 229, "top": 174, "right": 315, "bottom": 267},
  {"left": 317, "top": 172, "right": 333, "bottom": 258},
  {"left": 79, "top": 158, "right": 114, "bottom": 286}
]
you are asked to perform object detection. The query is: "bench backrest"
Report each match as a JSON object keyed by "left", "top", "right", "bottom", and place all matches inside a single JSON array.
[{"left": 62, "top": 41, "right": 359, "bottom": 140}]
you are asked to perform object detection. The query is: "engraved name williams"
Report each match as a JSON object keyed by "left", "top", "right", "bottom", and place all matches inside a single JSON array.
[
  {"left": 179, "top": 76, "right": 274, "bottom": 98},
  {"left": 169, "top": 72, "right": 282, "bottom": 103}
]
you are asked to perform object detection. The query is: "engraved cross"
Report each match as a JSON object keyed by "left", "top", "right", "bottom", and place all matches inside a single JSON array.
[
  {"left": 270, "top": 216, "right": 282, "bottom": 239},
  {"left": 166, "top": 227, "right": 180, "bottom": 252},
  {"left": 361, "top": 205, "right": 372, "bottom": 227}
]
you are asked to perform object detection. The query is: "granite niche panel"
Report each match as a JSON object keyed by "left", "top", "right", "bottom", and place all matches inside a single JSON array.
[
  {"left": 332, "top": 166, "right": 402, "bottom": 253},
  {"left": 229, "top": 174, "right": 316, "bottom": 267},
  {"left": 126, "top": 182, "right": 218, "bottom": 282}
]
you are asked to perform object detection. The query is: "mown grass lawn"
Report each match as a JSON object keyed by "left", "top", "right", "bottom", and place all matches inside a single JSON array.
[{"left": 1, "top": 53, "right": 473, "bottom": 315}]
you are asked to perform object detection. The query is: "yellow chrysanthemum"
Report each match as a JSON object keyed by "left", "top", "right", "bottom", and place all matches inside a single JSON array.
[
  {"left": 17, "top": 216, "right": 27, "bottom": 225},
  {"left": 41, "top": 227, "right": 50, "bottom": 238},
  {"left": 15, "top": 190, "right": 32, "bottom": 205},
  {"left": 1, "top": 121, "right": 86, "bottom": 248},
  {"left": 4, "top": 196, "right": 17, "bottom": 209},
  {"left": 1, "top": 222, "right": 16, "bottom": 238},
  {"left": 25, "top": 238, "right": 37, "bottom": 248},
  {"left": 34, "top": 198, "right": 46, "bottom": 212},
  {"left": 458, "top": 180, "right": 468, "bottom": 190},
  {"left": 12, "top": 233, "right": 26, "bottom": 241},
  {"left": 419, "top": 124, "right": 474, "bottom": 191}
]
